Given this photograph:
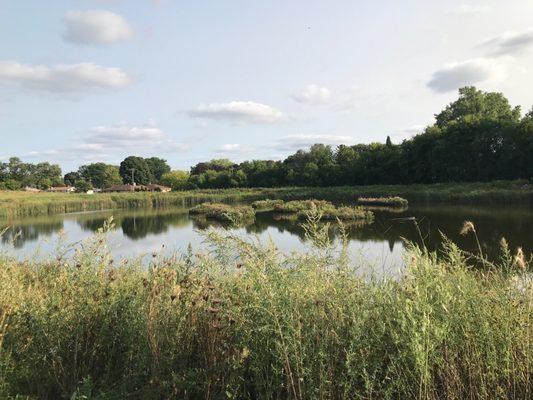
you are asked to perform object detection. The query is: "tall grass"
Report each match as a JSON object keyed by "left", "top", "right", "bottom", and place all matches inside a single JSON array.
[
  {"left": 1, "top": 180, "right": 532, "bottom": 219},
  {"left": 0, "top": 219, "right": 530, "bottom": 399}
]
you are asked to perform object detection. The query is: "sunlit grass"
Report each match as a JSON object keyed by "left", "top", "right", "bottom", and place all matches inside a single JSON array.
[
  {"left": 0, "top": 218, "right": 530, "bottom": 399},
  {"left": 1, "top": 180, "right": 531, "bottom": 219}
]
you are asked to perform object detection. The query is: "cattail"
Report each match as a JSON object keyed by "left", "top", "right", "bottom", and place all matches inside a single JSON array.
[{"left": 460, "top": 221, "right": 475, "bottom": 236}]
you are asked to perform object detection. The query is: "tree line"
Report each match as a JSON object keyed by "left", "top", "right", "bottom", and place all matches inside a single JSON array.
[{"left": 1, "top": 87, "right": 532, "bottom": 191}]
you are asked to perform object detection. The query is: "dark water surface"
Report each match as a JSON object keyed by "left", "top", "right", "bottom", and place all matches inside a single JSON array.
[{"left": 1, "top": 204, "right": 531, "bottom": 275}]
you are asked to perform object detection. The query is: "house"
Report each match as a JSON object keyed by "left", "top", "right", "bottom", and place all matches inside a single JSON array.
[
  {"left": 102, "top": 184, "right": 172, "bottom": 193},
  {"left": 145, "top": 184, "right": 172, "bottom": 193},
  {"left": 102, "top": 184, "right": 137, "bottom": 193},
  {"left": 48, "top": 186, "right": 75, "bottom": 193}
]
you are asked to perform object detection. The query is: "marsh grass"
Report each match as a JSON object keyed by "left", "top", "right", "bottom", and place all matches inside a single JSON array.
[
  {"left": 270, "top": 200, "right": 374, "bottom": 223},
  {"left": 0, "top": 219, "right": 531, "bottom": 399},
  {"left": 2, "top": 180, "right": 531, "bottom": 219},
  {"left": 357, "top": 196, "right": 409, "bottom": 207},
  {"left": 189, "top": 202, "right": 255, "bottom": 224}
]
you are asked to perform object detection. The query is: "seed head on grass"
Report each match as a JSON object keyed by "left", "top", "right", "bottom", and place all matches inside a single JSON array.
[{"left": 460, "top": 220, "right": 475, "bottom": 236}]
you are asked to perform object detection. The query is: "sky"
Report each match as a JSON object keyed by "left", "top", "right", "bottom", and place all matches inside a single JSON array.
[{"left": 1, "top": 0, "right": 533, "bottom": 172}]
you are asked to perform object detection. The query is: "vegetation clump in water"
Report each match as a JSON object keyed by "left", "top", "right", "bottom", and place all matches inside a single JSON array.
[
  {"left": 189, "top": 202, "right": 255, "bottom": 223},
  {"left": 251, "top": 199, "right": 284, "bottom": 211},
  {"left": 271, "top": 199, "right": 374, "bottom": 222},
  {"left": 358, "top": 196, "right": 409, "bottom": 207},
  {"left": 0, "top": 219, "right": 530, "bottom": 399}
]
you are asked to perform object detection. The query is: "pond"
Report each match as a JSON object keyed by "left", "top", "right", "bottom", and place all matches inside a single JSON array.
[{"left": 1, "top": 204, "right": 531, "bottom": 276}]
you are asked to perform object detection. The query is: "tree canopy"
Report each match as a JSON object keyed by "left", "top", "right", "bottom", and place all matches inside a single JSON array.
[
  {"left": 119, "top": 157, "right": 154, "bottom": 185},
  {"left": 1, "top": 87, "right": 532, "bottom": 192}
]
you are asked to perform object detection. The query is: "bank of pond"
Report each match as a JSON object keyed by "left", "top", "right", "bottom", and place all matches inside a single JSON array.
[{"left": 1, "top": 180, "right": 532, "bottom": 219}]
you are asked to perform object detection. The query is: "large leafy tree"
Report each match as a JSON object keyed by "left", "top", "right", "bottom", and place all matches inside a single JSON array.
[
  {"left": 435, "top": 86, "right": 521, "bottom": 128},
  {"left": 160, "top": 170, "right": 189, "bottom": 190},
  {"left": 145, "top": 157, "right": 171, "bottom": 182},
  {"left": 119, "top": 157, "right": 154, "bottom": 185},
  {"left": 79, "top": 163, "right": 122, "bottom": 188}
]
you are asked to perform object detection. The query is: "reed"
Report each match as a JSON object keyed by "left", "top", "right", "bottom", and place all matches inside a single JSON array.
[
  {"left": 0, "top": 221, "right": 530, "bottom": 399},
  {"left": 1, "top": 180, "right": 531, "bottom": 219},
  {"left": 357, "top": 196, "right": 409, "bottom": 207}
]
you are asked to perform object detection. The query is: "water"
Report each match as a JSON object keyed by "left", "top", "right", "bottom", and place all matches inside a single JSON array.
[{"left": 1, "top": 204, "right": 531, "bottom": 275}]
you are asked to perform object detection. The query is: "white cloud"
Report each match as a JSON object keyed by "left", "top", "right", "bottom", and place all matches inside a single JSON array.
[
  {"left": 479, "top": 28, "right": 533, "bottom": 56},
  {"left": 291, "top": 84, "right": 331, "bottom": 105},
  {"left": 0, "top": 61, "right": 132, "bottom": 93},
  {"left": 427, "top": 58, "right": 505, "bottom": 93},
  {"left": 63, "top": 10, "right": 133, "bottom": 45},
  {"left": 26, "top": 122, "right": 187, "bottom": 163},
  {"left": 271, "top": 134, "right": 356, "bottom": 151},
  {"left": 189, "top": 101, "right": 283, "bottom": 124},
  {"left": 452, "top": 4, "right": 491, "bottom": 16},
  {"left": 215, "top": 143, "right": 255, "bottom": 155}
]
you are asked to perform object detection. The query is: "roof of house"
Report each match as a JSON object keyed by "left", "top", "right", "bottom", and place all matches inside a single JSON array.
[{"left": 48, "top": 186, "right": 74, "bottom": 192}]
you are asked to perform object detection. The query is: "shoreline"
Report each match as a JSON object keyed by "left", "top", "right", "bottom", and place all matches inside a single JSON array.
[{"left": 1, "top": 180, "right": 532, "bottom": 219}]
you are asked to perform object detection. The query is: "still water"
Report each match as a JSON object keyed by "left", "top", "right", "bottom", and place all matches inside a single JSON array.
[{"left": 1, "top": 204, "right": 531, "bottom": 275}]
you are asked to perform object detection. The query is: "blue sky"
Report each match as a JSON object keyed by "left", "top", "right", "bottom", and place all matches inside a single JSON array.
[{"left": 1, "top": 0, "right": 533, "bottom": 172}]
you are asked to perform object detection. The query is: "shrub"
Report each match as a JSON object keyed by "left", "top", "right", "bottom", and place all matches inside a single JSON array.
[{"left": 189, "top": 202, "right": 255, "bottom": 223}]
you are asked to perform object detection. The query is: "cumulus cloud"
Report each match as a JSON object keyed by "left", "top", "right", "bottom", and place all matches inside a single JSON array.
[
  {"left": 479, "top": 28, "right": 533, "bottom": 56},
  {"left": 0, "top": 61, "right": 132, "bottom": 93},
  {"left": 189, "top": 101, "right": 283, "bottom": 124},
  {"left": 26, "top": 123, "right": 187, "bottom": 163},
  {"left": 291, "top": 84, "right": 331, "bottom": 105},
  {"left": 427, "top": 58, "right": 504, "bottom": 93},
  {"left": 215, "top": 143, "right": 255, "bottom": 155},
  {"left": 63, "top": 10, "right": 133, "bottom": 45},
  {"left": 271, "top": 134, "right": 356, "bottom": 151}
]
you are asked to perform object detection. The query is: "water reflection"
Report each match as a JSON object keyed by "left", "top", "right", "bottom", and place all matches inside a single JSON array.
[
  {"left": 1, "top": 204, "right": 531, "bottom": 263},
  {"left": 1, "top": 217, "right": 64, "bottom": 248}
]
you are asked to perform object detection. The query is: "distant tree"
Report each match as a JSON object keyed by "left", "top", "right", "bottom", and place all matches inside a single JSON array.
[
  {"left": 190, "top": 159, "right": 234, "bottom": 175},
  {"left": 74, "top": 179, "right": 93, "bottom": 193},
  {"left": 386, "top": 136, "right": 392, "bottom": 147},
  {"left": 160, "top": 170, "right": 189, "bottom": 190},
  {"left": 145, "top": 157, "right": 171, "bottom": 182},
  {"left": 64, "top": 171, "right": 81, "bottom": 186},
  {"left": 79, "top": 163, "right": 122, "bottom": 188},
  {"left": 119, "top": 156, "right": 153, "bottom": 185},
  {"left": 435, "top": 86, "right": 521, "bottom": 128}
]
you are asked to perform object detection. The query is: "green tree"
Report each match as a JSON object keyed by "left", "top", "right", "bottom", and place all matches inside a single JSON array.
[
  {"left": 435, "top": 86, "right": 521, "bottom": 128},
  {"left": 145, "top": 157, "right": 171, "bottom": 182},
  {"left": 74, "top": 180, "right": 93, "bottom": 193},
  {"left": 160, "top": 170, "right": 190, "bottom": 190},
  {"left": 79, "top": 163, "right": 122, "bottom": 188},
  {"left": 64, "top": 171, "right": 81, "bottom": 186},
  {"left": 119, "top": 156, "right": 154, "bottom": 185}
]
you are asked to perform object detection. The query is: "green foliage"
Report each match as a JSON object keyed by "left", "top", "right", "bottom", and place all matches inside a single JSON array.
[
  {"left": 145, "top": 157, "right": 171, "bottom": 182},
  {"left": 0, "top": 157, "right": 63, "bottom": 190},
  {"left": 0, "top": 228, "right": 530, "bottom": 399},
  {"left": 74, "top": 180, "right": 93, "bottom": 193},
  {"left": 357, "top": 196, "right": 409, "bottom": 207},
  {"left": 79, "top": 163, "right": 122, "bottom": 189},
  {"left": 251, "top": 199, "right": 284, "bottom": 211},
  {"left": 119, "top": 156, "right": 154, "bottom": 185},
  {"left": 63, "top": 171, "right": 81, "bottom": 186},
  {"left": 189, "top": 202, "right": 255, "bottom": 223},
  {"left": 160, "top": 170, "right": 190, "bottom": 190}
]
